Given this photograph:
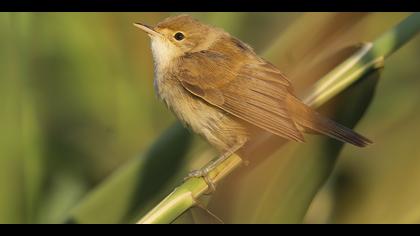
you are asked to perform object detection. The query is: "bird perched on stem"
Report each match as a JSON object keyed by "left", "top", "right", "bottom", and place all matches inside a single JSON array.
[{"left": 134, "top": 15, "right": 371, "bottom": 190}]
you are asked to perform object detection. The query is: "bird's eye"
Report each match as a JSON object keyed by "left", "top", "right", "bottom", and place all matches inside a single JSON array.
[{"left": 174, "top": 32, "right": 185, "bottom": 41}]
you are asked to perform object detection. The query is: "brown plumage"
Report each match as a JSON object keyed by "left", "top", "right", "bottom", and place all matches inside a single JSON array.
[{"left": 134, "top": 15, "right": 371, "bottom": 173}]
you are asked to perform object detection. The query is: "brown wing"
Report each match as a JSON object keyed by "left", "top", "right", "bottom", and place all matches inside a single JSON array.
[{"left": 177, "top": 51, "right": 304, "bottom": 142}]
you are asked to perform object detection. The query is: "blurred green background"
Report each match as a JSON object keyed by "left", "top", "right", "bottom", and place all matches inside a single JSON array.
[{"left": 0, "top": 12, "right": 419, "bottom": 224}]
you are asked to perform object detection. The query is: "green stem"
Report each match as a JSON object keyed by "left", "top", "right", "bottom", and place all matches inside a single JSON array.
[{"left": 138, "top": 13, "right": 420, "bottom": 224}]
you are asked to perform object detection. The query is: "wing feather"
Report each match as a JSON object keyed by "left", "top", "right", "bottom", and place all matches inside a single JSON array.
[{"left": 177, "top": 51, "right": 304, "bottom": 142}]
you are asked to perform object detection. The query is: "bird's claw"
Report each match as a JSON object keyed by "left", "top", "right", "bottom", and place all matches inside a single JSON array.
[{"left": 184, "top": 168, "right": 217, "bottom": 194}]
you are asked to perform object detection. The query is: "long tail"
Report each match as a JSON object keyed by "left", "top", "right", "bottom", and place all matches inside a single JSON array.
[{"left": 286, "top": 94, "right": 372, "bottom": 147}]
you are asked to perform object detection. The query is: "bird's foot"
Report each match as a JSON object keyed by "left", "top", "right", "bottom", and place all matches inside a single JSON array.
[
  {"left": 184, "top": 142, "right": 246, "bottom": 194},
  {"left": 184, "top": 167, "right": 216, "bottom": 194}
]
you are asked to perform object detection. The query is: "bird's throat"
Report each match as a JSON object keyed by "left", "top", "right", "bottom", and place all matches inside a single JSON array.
[{"left": 150, "top": 37, "right": 180, "bottom": 72}]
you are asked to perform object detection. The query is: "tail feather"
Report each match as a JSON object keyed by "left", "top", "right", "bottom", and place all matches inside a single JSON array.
[{"left": 287, "top": 95, "right": 372, "bottom": 147}]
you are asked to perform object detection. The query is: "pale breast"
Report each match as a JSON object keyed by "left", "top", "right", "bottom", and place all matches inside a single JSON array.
[
  {"left": 154, "top": 73, "right": 249, "bottom": 152},
  {"left": 156, "top": 76, "right": 223, "bottom": 133}
]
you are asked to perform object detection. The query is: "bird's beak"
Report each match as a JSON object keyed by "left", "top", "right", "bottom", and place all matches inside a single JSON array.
[{"left": 133, "top": 22, "right": 161, "bottom": 38}]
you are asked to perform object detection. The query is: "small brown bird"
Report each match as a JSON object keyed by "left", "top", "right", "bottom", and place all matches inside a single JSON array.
[{"left": 134, "top": 15, "right": 371, "bottom": 182}]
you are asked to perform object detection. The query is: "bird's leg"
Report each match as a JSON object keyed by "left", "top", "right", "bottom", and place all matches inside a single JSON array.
[{"left": 186, "top": 142, "right": 244, "bottom": 193}]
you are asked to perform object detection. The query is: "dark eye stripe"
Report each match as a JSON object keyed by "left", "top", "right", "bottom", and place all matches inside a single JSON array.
[{"left": 174, "top": 32, "right": 185, "bottom": 41}]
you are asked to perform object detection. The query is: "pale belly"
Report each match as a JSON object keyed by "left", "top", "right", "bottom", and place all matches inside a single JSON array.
[{"left": 155, "top": 78, "right": 249, "bottom": 152}]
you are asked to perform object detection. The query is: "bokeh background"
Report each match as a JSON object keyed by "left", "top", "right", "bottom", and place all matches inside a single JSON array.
[{"left": 1, "top": 12, "right": 419, "bottom": 224}]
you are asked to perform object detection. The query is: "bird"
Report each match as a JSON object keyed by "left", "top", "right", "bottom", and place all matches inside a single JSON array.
[{"left": 134, "top": 14, "right": 371, "bottom": 188}]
